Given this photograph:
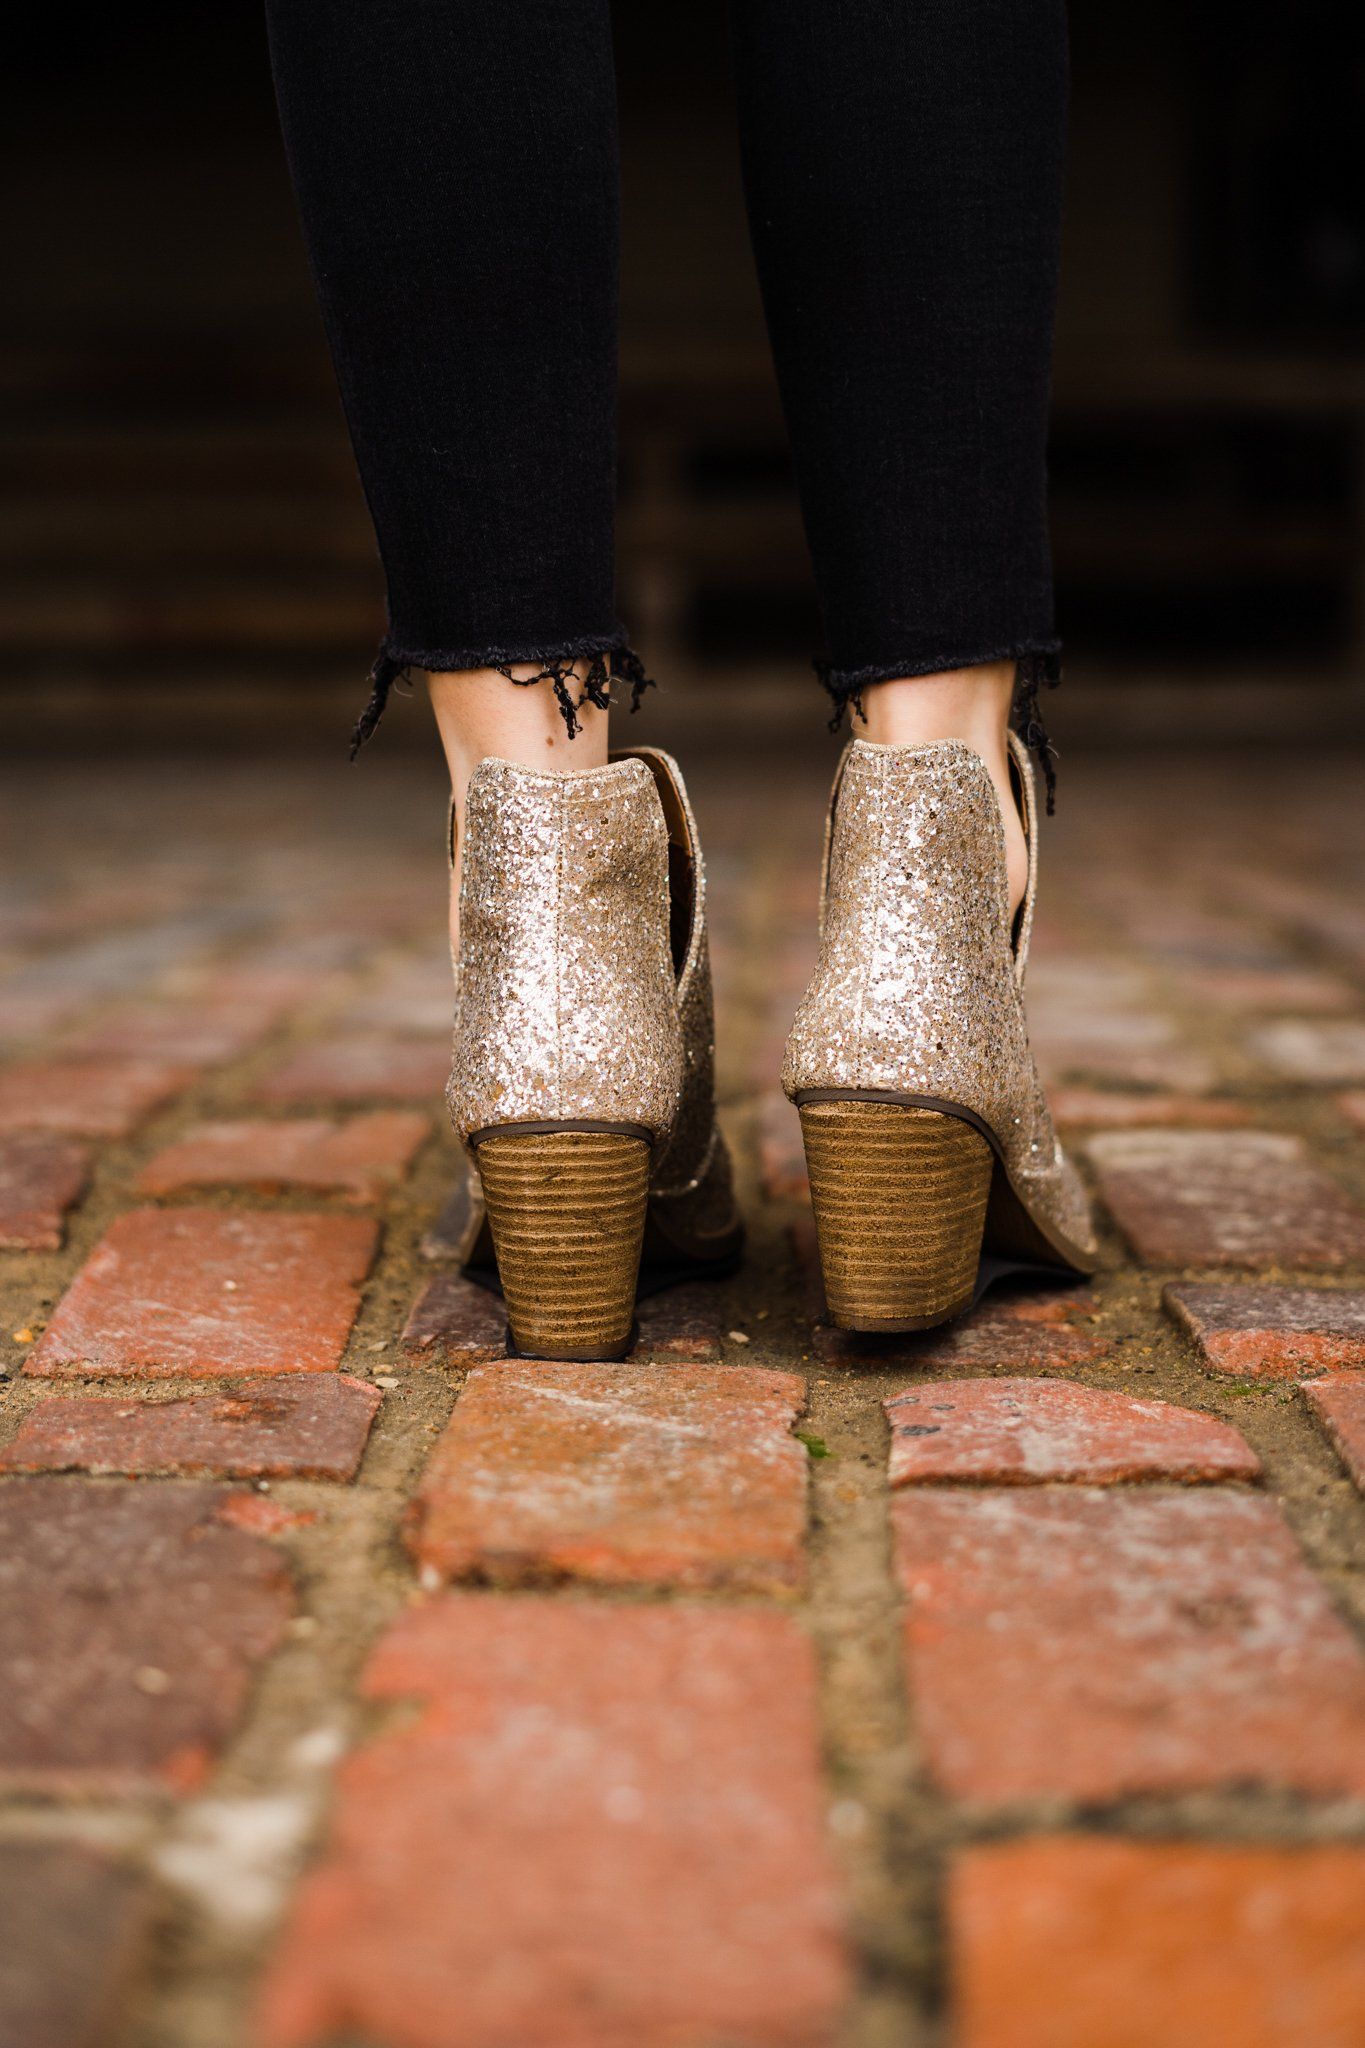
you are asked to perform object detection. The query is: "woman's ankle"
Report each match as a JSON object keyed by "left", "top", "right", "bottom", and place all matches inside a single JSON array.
[
  {"left": 429, "top": 664, "right": 611, "bottom": 954},
  {"left": 856, "top": 662, "right": 1027, "bottom": 918}
]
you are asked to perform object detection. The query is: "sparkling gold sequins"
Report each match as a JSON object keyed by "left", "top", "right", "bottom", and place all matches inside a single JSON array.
[{"left": 783, "top": 737, "right": 1097, "bottom": 1257}]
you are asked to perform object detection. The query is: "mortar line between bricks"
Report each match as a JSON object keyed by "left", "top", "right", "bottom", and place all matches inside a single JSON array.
[{"left": 745, "top": 833, "right": 939, "bottom": 2048}]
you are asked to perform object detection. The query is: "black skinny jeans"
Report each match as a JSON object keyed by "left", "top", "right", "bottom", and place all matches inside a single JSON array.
[{"left": 266, "top": 0, "right": 1068, "bottom": 757}]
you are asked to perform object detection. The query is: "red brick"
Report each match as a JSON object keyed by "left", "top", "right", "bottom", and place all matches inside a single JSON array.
[
  {"left": 418, "top": 1177, "right": 728, "bottom": 1363},
  {"left": 1243, "top": 880, "right": 1365, "bottom": 972},
  {"left": 885, "top": 1378, "right": 1259, "bottom": 1486},
  {"left": 0, "top": 1057, "right": 193, "bottom": 1138},
  {"left": 409, "top": 1363, "right": 807, "bottom": 1593},
  {"left": 0, "top": 1133, "right": 90, "bottom": 1250},
  {"left": 892, "top": 1487, "right": 1365, "bottom": 1802},
  {"left": 1165, "top": 1283, "right": 1365, "bottom": 1378},
  {"left": 28, "top": 1209, "right": 377, "bottom": 1379},
  {"left": 58, "top": 1001, "right": 275, "bottom": 1067},
  {"left": 792, "top": 1221, "right": 1104, "bottom": 1367},
  {"left": 1029, "top": 996, "right": 1216, "bottom": 1092},
  {"left": 418, "top": 1169, "right": 481, "bottom": 1261},
  {"left": 632, "top": 1281, "right": 725, "bottom": 1362},
  {"left": 402, "top": 1272, "right": 505, "bottom": 1362},
  {"left": 194, "top": 961, "right": 332, "bottom": 1016},
  {"left": 749, "top": 1026, "right": 792, "bottom": 1097},
  {"left": 758, "top": 1091, "right": 808, "bottom": 1199},
  {"left": 257, "top": 1597, "right": 847, "bottom": 2048},
  {"left": 1050, "top": 1087, "right": 1250, "bottom": 1131},
  {"left": 341, "top": 960, "right": 454, "bottom": 1034},
  {"left": 1086, "top": 1130, "right": 1365, "bottom": 1269},
  {"left": 0, "top": 1374, "right": 381, "bottom": 1480},
  {"left": 950, "top": 1838, "right": 1365, "bottom": 2048},
  {"left": 1177, "top": 963, "right": 1355, "bottom": 1013},
  {"left": 0, "top": 986, "right": 89, "bottom": 1045},
  {"left": 404, "top": 1271, "right": 726, "bottom": 1366},
  {"left": 769, "top": 935, "right": 819, "bottom": 998},
  {"left": 217, "top": 1494, "right": 318, "bottom": 1536},
  {"left": 253, "top": 1034, "right": 450, "bottom": 1106},
  {"left": 137, "top": 1112, "right": 428, "bottom": 1203},
  {"left": 1249, "top": 1020, "right": 1365, "bottom": 1085},
  {"left": 0, "top": 1479, "right": 292, "bottom": 1794},
  {"left": 1302, "top": 1375, "right": 1365, "bottom": 1495},
  {"left": 0, "top": 1842, "right": 151, "bottom": 2048},
  {"left": 909, "top": 1290, "right": 1108, "bottom": 1371},
  {"left": 1023, "top": 959, "right": 1151, "bottom": 1012}
]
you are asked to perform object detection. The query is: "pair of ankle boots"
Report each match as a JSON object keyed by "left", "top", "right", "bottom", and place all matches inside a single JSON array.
[{"left": 446, "top": 740, "right": 1097, "bottom": 1361}]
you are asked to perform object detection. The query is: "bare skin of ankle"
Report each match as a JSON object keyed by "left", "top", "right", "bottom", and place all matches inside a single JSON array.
[
  {"left": 856, "top": 662, "right": 1027, "bottom": 918},
  {"left": 428, "top": 665, "right": 609, "bottom": 953}
]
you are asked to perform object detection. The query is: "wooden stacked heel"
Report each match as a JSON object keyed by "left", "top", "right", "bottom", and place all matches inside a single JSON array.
[
  {"left": 798, "top": 1098, "right": 993, "bottom": 1331},
  {"left": 472, "top": 1128, "right": 651, "bottom": 1360}
]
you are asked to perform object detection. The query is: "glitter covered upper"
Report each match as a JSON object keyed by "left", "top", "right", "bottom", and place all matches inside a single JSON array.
[
  {"left": 447, "top": 757, "right": 683, "bottom": 1144},
  {"left": 783, "top": 737, "right": 1096, "bottom": 1258}
]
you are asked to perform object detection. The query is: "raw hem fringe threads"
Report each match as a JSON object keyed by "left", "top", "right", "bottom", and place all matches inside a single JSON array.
[
  {"left": 349, "top": 645, "right": 657, "bottom": 759},
  {"left": 818, "top": 648, "right": 1063, "bottom": 814}
]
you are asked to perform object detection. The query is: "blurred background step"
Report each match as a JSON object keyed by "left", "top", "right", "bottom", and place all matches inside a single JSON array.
[{"left": 4, "top": 0, "right": 1363, "bottom": 744}]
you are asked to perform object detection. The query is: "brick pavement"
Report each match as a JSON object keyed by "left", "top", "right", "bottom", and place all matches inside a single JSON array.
[{"left": 1, "top": 742, "right": 1364, "bottom": 2047}]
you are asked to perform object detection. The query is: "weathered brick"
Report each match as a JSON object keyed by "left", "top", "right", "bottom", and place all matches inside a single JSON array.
[
  {"left": 217, "top": 1494, "right": 318, "bottom": 1536},
  {"left": 0, "top": 1133, "right": 90, "bottom": 1250},
  {"left": 341, "top": 960, "right": 454, "bottom": 1034},
  {"left": 1095, "top": 904, "right": 1268, "bottom": 969},
  {"left": 1028, "top": 990, "right": 1216, "bottom": 1092},
  {"left": 793, "top": 1222, "right": 1104, "bottom": 1367},
  {"left": 0, "top": 1842, "right": 151, "bottom": 2048},
  {"left": 0, "top": 1057, "right": 193, "bottom": 1138},
  {"left": 418, "top": 1170, "right": 480, "bottom": 1261},
  {"left": 633, "top": 1281, "right": 726, "bottom": 1362},
  {"left": 0, "top": 1374, "right": 381, "bottom": 1480},
  {"left": 1302, "top": 1375, "right": 1365, "bottom": 1495},
  {"left": 409, "top": 1363, "right": 807, "bottom": 1593},
  {"left": 1050, "top": 1087, "right": 1249, "bottom": 1131},
  {"left": 402, "top": 1272, "right": 505, "bottom": 1361},
  {"left": 1243, "top": 879, "right": 1365, "bottom": 972},
  {"left": 404, "top": 1271, "right": 726, "bottom": 1366},
  {"left": 1086, "top": 1130, "right": 1365, "bottom": 1269},
  {"left": 749, "top": 1026, "right": 792, "bottom": 1097},
  {"left": 0, "top": 1479, "right": 292, "bottom": 1794},
  {"left": 58, "top": 1000, "right": 275, "bottom": 1068},
  {"left": 137, "top": 1112, "right": 428, "bottom": 1203},
  {"left": 886, "top": 1378, "right": 1259, "bottom": 1486},
  {"left": 194, "top": 961, "right": 332, "bottom": 1016},
  {"left": 0, "top": 985, "right": 89, "bottom": 1046},
  {"left": 28, "top": 1209, "right": 378, "bottom": 1378},
  {"left": 950, "top": 1838, "right": 1365, "bottom": 2048},
  {"left": 893, "top": 1487, "right": 1365, "bottom": 1802},
  {"left": 257, "top": 1598, "right": 847, "bottom": 2048},
  {"left": 1248, "top": 1020, "right": 1365, "bottom": 1085},
  {"left": 1165, "top": 1283, "right": 1365, "bottom": 1378},
  {"left": 253, "top": 1034, "right": 450, "bottom": 1106},
  {"left": 758, "top": 1091, "right": 808, "bottom": 1200},
  {"left": 1025, "top": 959, "right": 1151, "bottom": 1010},
  {"left": 908, "top": 1290, "right": 1108, "bottom": 1371},
  {"left": 1176, "top": 963, "right": 1355, "bottom": 1013},
  {"left": 418, "top": 1176, "right": 728, "bottom": 1354}
]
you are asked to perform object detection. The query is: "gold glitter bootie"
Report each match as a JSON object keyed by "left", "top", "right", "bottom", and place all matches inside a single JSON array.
[
  {"left": 783, "top": 735, "right": 1097, "bottom": 1332},
  {"left": 447, "top": 750, "right": 741, "bottom": 1360}
]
